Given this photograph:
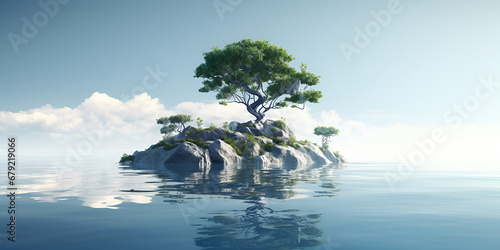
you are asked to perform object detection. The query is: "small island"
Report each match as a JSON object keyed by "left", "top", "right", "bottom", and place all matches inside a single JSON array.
[{"left": 120, "top": 39, "right": 345, "bottom": 171}]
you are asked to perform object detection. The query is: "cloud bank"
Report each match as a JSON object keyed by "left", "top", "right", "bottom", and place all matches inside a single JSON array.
[{"left": 1, "top": 92, "right": 499, "bottom": 167}]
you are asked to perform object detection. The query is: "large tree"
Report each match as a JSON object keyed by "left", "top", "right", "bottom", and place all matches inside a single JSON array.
[{"left": 195, "top": 39, "right": 322, "bottom": 122}]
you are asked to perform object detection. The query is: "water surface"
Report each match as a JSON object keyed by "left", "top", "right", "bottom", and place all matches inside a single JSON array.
[{"left": 1, "top": 155, "right": 499, "bottom": 249}]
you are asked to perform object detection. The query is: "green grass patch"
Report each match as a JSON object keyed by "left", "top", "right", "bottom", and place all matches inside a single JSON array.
[
  {"left": 224, "top": 137, "right": 242, "bottom": 156},
  {"left": 270, "top": 137, "right": 286, "bottom": 146},
  {"left": 243, "top": 133, "right": 256, "bottom": 146},
  {"left": 333, "top": 151, "right": 347, "bottom": 163},
  {"left": 186, "top": 138, "right": 208, "bottom": 149},
  {"left": 186, "top": 127, "right": 202, "bottom": 136},
  {"left": 119, "top": 153, "right": 134, "bottom": 163},
  {"left": 238, "top": 142, "right": 251, "bottom": 155},
  {"left": 275, "top": 120, "right": 286, "bottom": 130},
  {"left": 150, "top": 136, "right": 178, "bottom": 150},
  {"left": 257, "top": 141, "right": 274, "bottom": 152}
]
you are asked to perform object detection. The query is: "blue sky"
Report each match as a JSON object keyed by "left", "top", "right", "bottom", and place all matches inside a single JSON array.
[{"left": 1, "top": 0, "right": 500, "bottom": 164}]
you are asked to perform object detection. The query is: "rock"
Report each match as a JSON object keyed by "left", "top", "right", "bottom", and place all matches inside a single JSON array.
[
  {"left": 164, "top": 142, "right": 211, "bottom": 172},
  {"left": 324, "top": 148, "right": 341, "bottom": 165},
  {"left": 208, "top": 139, "right": 243, "bottom": 167},
  {"left": 270, "top": 145, "right": 308, "bottom": 169},
  {"left": 187, "top": 130, "right": 221, "bottom": 141},
  {"left": 182, "top": 126, "right": 199, "bottom": 135},
  {"left": 230, "top": 132, "right": 248, "bottom": 145},
  {"left": 235, "top": 126, "right": 264, "bottom": 136},
  {"left": 259, "top": 120, "right": 295, "bottom": 139},
  {"left": 133, "top": 147, "right": 175, "bottom": 170},
  {"left": 228, "top": 121, "right": 239, "bottom": 131},
  {"left": 127, "top": 119, "right": 343, "bottom": 171},
  {"left": 253, "top": 155, "right": 269, "bottom": 169},
  {"left": 299, "top": 144, "right": 330, "bottom": 165},
  {"left": 174, "top": 133, "right": 185, "bottom": 141}
]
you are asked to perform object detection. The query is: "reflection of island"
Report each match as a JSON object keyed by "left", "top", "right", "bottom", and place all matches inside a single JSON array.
[
  {"left": 134, "top": 163, "right": 342, "bottom": 249},
  {"left": 195, "top": 201, "right": 324, "bottom": 249},
  {"left": 153, "top": 163, "right": 342, "bottom": 202}
]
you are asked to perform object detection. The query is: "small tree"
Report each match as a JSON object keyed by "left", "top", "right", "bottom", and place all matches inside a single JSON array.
[
  {"left": 222, "top": 121, "right": 229, "bottom": 130},
  {"left": 157, "top": 114, "right": 193, "bottom": 134},
  {"left": 196, "top": 117, "right": 203, "bottom": 129},
  {"left": 157, "top": 117, "right": 177, "bottom": 135},
  {"left": 314, "top": 126, "right": 339, "bottom": 149}
]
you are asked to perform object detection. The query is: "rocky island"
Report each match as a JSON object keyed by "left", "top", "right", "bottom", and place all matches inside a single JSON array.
[
  {"left": 120, "top": 119, "right": 344, "bottom": 172},
  {"left": 121, "top": 39, "right": 346, "bottom": 171}
]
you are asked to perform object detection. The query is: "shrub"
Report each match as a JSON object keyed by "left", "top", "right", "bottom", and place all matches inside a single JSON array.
[
  {"left": 187, "top": 128, "right": 202, "bottom": 135},
  {"left": 119, "top": 153, "right": 134, "bottom": 163},
  {"left": 263, "top": 142, "right": 274, "bottom": 152},
  {"left": 304, "top": 147, "right": 311, "bottom": 152},
  {"left": 224, "top": 138, "right": 242, "bottom": 156},
  {"left": 333, "top": 151, "right": 347, "bottom": 163},
  {"left": 270, "top": 137, "right": 286, "bottom": 146},
  {"left": 196, "top": 117, "right": 203, "bottom": 128},
  {"left": 209, "top": 123, "right": 217, "bottom": 131},
  {"left": 243, "top": 133, "right": 256, "bottom": 146},
  {"left": 150, "top": 136, "right": 180, "bottom": 151},
  {"left": 275, "top": 119, "right": 286, "bottom": 130},
  {"left": 186, "top": 138, "right": 208, "bottom": 149},
  {"left": 259, "top": 149, "right": 265, "bottom": 156},
  {"left": 237, "top": 123, "right": 256, "bottom": 129},
  {"left": 238, "top": 142, "right": 251, "bottom": 155}
]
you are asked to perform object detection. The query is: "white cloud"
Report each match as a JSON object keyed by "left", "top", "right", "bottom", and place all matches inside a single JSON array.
[{"left": 1, "top": 92, "right": 499, "bottom": 167}]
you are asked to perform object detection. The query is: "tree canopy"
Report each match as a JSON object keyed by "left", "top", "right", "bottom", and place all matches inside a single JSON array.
[
  {"left": 314, "top": 126, "right": 339, "bottom": 148},
  {"left": 195, "top": 39, "right": 322, "bottom": 122},
  {"left": 157, "top": 114, "right": 193, "bottom": 134}
]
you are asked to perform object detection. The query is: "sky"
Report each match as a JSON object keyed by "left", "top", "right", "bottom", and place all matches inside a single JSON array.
[{"left": 1, "top": 0, "right": 500, "bottom": 168}]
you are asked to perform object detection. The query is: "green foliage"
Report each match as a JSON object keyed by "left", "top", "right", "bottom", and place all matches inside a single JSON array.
[
  {"left": 186, "top": 138, "right": 208, "bottom": 149},
  {"left": 186, "top": 128, "right": 202, "bottom": 136},
  {"left": 237, "top": 123, "right": 255, "bottom": 129},
  {"left": 209, "top": 123, "right": 217, "bottom": 131},
  {"left": 168, "top": 114, "right": 193, "bottom": 125},
  {"left": 243, "top": 133, "right": 256, "bottom": 146},
  {"left": 156, "top": 117, "right": 169, "bottom": 125},
  {"left": 314, "top": 126, "right": 339, "bottom": 148},
  {"left": 157, "top": 114, "right": 193, "bottom": 134},
  {"left": 286, "top": 136, "right": 301, "bottom": 149},
  {"left": 333, "top": 151, "right": 347, "bottom": 163},
  {"left": 222, "top": 121, "right": 229, "bottom": 130},
  {"left": 196, "top": 117, "right": 203, "bottom": 128},
  {"left": 238, "top": 142, "right": 251, "bottom": 155},
  {"left": 119, "top": 153, "right": 134, "bottom": 163},
  {"left": 195, "top": 39, "right": 322, "bottom": 122},
  {"left": 263, "top": 142, "right": 274, "bottom": 152},
  {"left": 150, "top": 136, "right": 179, "bottom": 151},
  {"left": 270, "top": 137, "right": 286, "bottom": 146},
  {"left": 275, "top": 119, "right": 286, "bottom": 130},
  {"left": 223, "top": 138, "right": 242, "bottom": 156},
  {"left": 259, "top": 149, "right": 265, "bottom": 156},
  {"left": 314, "top": 126, "right": 339, "bottom": 137},
  {"left": 304, "top": 147, "right": 311, "bottom": 152}
]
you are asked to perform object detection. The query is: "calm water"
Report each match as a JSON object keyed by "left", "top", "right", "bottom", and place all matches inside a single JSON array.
[{"left": 1, "top": 155, "right": 500, "bottom": 249}]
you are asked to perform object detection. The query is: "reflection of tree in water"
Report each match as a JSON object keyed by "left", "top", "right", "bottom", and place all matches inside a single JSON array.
[
  {"left": 196, "top": 201, "right": 323, "bottom": 249},
  {"left": 155, "top": 164, "right": 342, "bottom": 202},
  {"left": 132, "top": 164, "right": 342, "bottom": 249}
]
